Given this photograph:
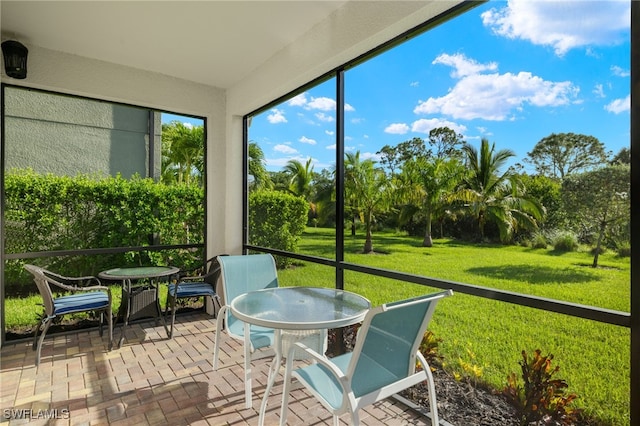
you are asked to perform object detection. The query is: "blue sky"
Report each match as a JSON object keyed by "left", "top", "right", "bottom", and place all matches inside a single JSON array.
[{"left": 245, "top": 1, "right": 630, "bottom": 173}]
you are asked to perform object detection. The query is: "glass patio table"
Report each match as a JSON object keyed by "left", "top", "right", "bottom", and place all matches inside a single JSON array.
[
  {"left": 99, "top": 266, "right": 179, "bottom": 348},
  {"left": 230, "top": 286, "right": 371, "bottom": 425}
]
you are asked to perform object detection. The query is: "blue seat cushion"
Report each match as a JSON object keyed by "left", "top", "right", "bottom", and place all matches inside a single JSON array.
[
  {"left": 53, "top": 292, "right": 110, "bottom": 315},
  {"left": 170, "top": 282, "right": 216, "bottom": 298}
]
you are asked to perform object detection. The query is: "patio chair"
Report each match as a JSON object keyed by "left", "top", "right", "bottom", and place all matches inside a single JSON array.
[
  {"left": 280, "top": 289, "right": 454, "bottom": 426},
  {"left": 165, "top": 255, "right": 225, "bottom": 338},
  {"left": 24, "top": 264, "right": 113, "bottom": 366},
  {"left": 213, "top": 253, "right": 279, "bottom": 407}
]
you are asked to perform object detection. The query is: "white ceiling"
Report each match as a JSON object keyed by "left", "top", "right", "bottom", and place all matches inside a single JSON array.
[{"left": 0, "top": 1, "right": 352, "bottom": 89}]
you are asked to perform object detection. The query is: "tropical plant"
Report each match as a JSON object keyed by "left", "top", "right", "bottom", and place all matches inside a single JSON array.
[
  {"left": 344, "top": 152, "right": 392, "bottom": 253},
  {"left": 283, "top": 158, "right": 314, "bottom": 201},
  {"left": 248, "top": 141, "right": 273, "bottom": 190},
  {"left": 453, "top": 138, "right": 545, "bottom": 243},
  {"left": 397, "top": 156, "right": 466, "bottom": 247},
  {"left": 161, "top": 121, "right": 204, "bottom": 185},
  {"left": 503, "top": 350, "right": 581, "bottom": 426}
]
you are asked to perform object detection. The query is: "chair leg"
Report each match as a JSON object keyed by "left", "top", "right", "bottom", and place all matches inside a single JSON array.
[
  {"left": 424, "top": 365, "right": 440, "bottom": 426},
  {"left": 279, "top": 352, "right": 296, "bottom": 426},
  {"left": 213, "top": 306, "right": 227, "bottom": 369},
  {"left": 107, "top": 306, "right": 113, "bottom": 351},
  {"left": 35, "top": 317, "right": 53, "bottom": 366},
  {"left": 32, "top": 317, "right": 45, "bottom": 350},
  {"left": 167, "top": 292, "right": 177, "bottom": 339},
  {"left": 244, "top": 324, "right": 253, "bottom": 409}
]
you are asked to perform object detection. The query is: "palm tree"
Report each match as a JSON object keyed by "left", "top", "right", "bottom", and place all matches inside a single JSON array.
[
  {"left": 161, "top": 121, "right": 204, "bottom": 185},
  {"left": 283, "top": 158, "right": 314, "bottom": 201},
  {"left": 248, "top": 142, "right": 272, "bottom": 190},
  {"left": 398, "top": 156, "right": 465, "bottom": 247},
  {"left": 345, "top": 153, "right": 391, "bottom": 253},
  {"left": 454, "top": 138, "right": 544, "bottom": 242}
]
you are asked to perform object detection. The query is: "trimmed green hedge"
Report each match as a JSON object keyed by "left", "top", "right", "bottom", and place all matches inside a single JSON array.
[
  {"left": 248, "top": 190, "right": 307, "bottom": 268},
  {"left": 4, "top": 170, "right": 205, "bottom": 293}
]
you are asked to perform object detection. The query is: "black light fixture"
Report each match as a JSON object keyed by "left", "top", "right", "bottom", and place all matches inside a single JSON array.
[{"left": 1, "top": 40, "right": 28, "bottom": 79}]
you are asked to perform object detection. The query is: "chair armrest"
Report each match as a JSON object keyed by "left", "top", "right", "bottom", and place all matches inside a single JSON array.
[
  {"left": 42, "top": 270, "right": 107, "bottom": 293},
  {"left": 177, "top": 254, "right": 228, "bottom": 281},
  {"left": 289, "top": 342, "right": 346, "bottom": 380}
]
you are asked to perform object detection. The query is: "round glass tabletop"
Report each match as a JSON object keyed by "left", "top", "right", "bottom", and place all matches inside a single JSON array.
[
  {"left": 98, "top": 266, "right": 179, "bottom": 280},
  {"left": 230, "top": 286, "right": 371, "bottom": 330}
]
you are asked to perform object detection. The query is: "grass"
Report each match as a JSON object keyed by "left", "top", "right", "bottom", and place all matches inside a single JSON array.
[
  {"left": 276, "top": 227, "right": 630, "bottom": 426},
  {"left": 5, "top": 227, "right": 630, "bottom": 424}
]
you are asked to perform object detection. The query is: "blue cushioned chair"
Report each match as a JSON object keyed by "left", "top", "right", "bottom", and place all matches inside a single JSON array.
[
  {"left": 165, "top": 255, "right": 223, "bottom": 338},
  {"left": 281, "top": 289, "right": 453, "bottom": 426},
  {"left": 213, "top": 254, "right": 279, "bottom": 408},
  {"left": 24, "top": 264, "right": 113, "bottom": 366}
]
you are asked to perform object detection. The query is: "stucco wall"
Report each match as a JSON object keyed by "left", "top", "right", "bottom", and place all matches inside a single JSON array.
[{"left": 5, "top": 87, "right": 161, "bottom": 178}]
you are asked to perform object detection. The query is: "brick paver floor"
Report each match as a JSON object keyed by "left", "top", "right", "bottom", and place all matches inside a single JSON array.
[{"left": 1, "top": 312, "right": 438, "bottom": 425}]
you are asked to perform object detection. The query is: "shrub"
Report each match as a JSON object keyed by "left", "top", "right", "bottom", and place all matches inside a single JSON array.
[
  {"left": 552, "top": 231, "right": 578, "bottom": 252},
  {"left": 418, "top": 330, "right": 444, "bottom": 370},
  {"left": 616, "top": 242, "right": 631, "bottom": 257},
  {"left": 503, "top": 349, "right": 582, "bottom": 426},
  {"left": 531, "top": 232, "right": 548, "bottom": 249},
  {"left": 248, "top": 190, "right": 308, "bottom": 268}
]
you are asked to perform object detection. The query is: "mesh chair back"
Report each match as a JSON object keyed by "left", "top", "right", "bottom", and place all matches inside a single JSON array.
[
  {"left": 349, "top": 291, "right": 449, "bottom": 398},
  {"left": 217, "top": 254, "right": 279, "bottom": 337}
]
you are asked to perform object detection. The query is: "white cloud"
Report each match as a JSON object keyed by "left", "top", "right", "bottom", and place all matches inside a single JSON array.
[
  {"left": 433, "top": 53, "right": 498, "bottom": 78},
  {"left": 299, "top": 136, "right": 317, "bottom": 145},
  {"left": 593, "top": 84, "right": 605, "bottom": 98},
  {"left": 605, "top": 95, "right": 630, "bottom": 114},
  {"left": 267, "top": 108, "right": 287, "bottom": 124},
  {"left": 410, "top": 81, "right": 420, "bottom": 87},
  {"left": 288, "top": 93, "right": 308, "bottom": 107},
  {"left": 384, "top": 123, "right": 410, "bottom": 135},
  {"left": 273, "top": 144, "right": 297, "bottom": 154},
  {"left": 416, "top": 54, "right": 579, "bottom": 121},
  {"left": 360, "top": 151, "right": 382, "bottom": 162},
  {"left": 315, "top": 112, "right": 334, "bottom": 123},
  {"left": 481, "top": 0, "right": 629, "bottom": 56},
  {"left": 325, "top": 130, "right": 335, "bottom": 136},
  {"left": 611, "top": 65, "right": 630, "bottom": 77},
  {"left": 307, "top": 97, "right": 336, "bottom": 111},
  {"left": 411, "top": 119, "right": 467, "bottom": 135}
]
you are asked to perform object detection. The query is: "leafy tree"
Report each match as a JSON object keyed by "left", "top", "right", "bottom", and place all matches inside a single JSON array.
[
  {"left": 377, "top": 137, "right": 428, "bottom": 176},
  {"left": 427, "top": 127, "right": 466, "bottom": 159},
  {"left": 561, "top": 164, "right": 630, "bottom": 267},
  {"left": 525, "top": 133, "right": 609, "bottom": 179},
  {"left": 397, "top": 156, "right": 465, "bottom": 247},
  {"left": 611, "top": 147, "right": 630, "bottom": 165},
  {"left": 454, "top": 138, "right": 545, "bottom": 243},
  {"left": 161, "top": 121, "right": 204, "bottom": 185},
  {"left": 345, "top": 153, "right": 392, "bottom": 253},
  {"left": 518, "top": 174, "right": 563, "bottom": 231},
  {"left": 248, "top": 141, "right": 272, "bottom": 190}
]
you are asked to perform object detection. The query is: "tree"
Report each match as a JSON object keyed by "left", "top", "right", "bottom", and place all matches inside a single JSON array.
[
  {"left": 283, "top": 158, "right": 314, "bottom": 201},
  {"left": 377, "top": 137, "right": 428, "bottom": 176},
  {"left": 561, "top": 164, "right": 630, "bottom": 267},
  {"left": 397, "top": 156, "right": 465, "bottom": 247},
  {"left": 248, "top": 142, "right": 273, "bottom": 190},
  {"left": 454, "top": 138, "right": 545, "bottom": 242},
  {"left": 525, "top": 133, "right": 609, "bottom": 179},
  {"left": 611, "top": 147, "right": 630, "bottom": 165},
  {"left": 427, "top": 127, "right": 466, "bottom": 159},
  {"left": 345, "top": 153, "right": 391, "bottom": 253},
  {"left": 161, "top": 121, "right": 204, "bottom": 185}
]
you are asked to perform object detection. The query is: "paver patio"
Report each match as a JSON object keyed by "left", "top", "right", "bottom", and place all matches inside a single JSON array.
[{"left": 1, "top": 312, "right": 436, "bottom": 425}]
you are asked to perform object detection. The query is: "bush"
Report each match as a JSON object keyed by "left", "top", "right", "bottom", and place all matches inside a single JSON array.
[
  {"left": 552, "top": 231, "right": 578, "bottom": 252},
  {"left": 248, "top": 190, "right": 308, "bottom": 268},
  {"left": 503, "top": 349, "right": 582, "bottom": 426},
  {"left": 531, "top": 232, "right": 548, "bottom": 249},
  {"left": 616, "top": 242, "right": 631, "bottom": 257}
]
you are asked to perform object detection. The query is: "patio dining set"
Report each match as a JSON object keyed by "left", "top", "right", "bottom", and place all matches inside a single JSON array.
[{"left": 23, "top": 254, "right": 453, "bottom": 425}]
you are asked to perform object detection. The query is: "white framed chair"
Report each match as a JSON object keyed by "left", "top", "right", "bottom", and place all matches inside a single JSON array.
[
  {"left": 213, "top": 254, "right": 279, "bottom": 408},
  {"left": 24, "top": 264, "right": 113, "bottom": 366},
  {"left": 281, "top": 289, "right": 453, "bottom": 426}
]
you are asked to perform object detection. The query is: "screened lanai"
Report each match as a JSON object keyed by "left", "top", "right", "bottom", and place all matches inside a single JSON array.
[{"left": 1, "top": 1, "right": 637, "bottom": 425}]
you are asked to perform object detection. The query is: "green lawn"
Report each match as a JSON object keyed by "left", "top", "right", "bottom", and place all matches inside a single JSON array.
[{"left": 277, "top": 227, "right": 630, "bottom": 426}]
